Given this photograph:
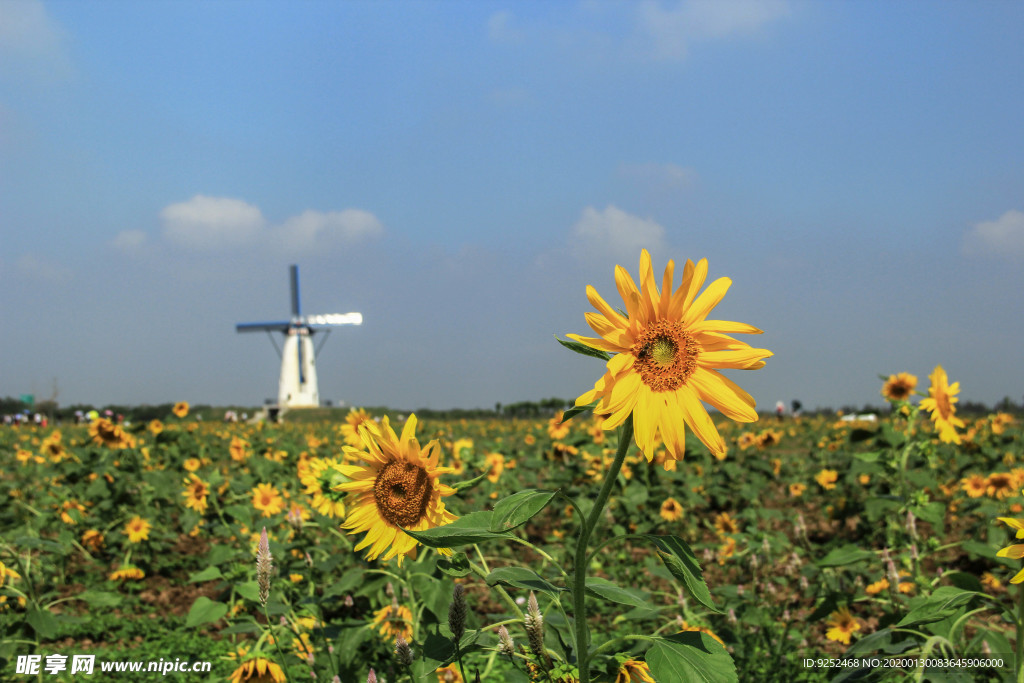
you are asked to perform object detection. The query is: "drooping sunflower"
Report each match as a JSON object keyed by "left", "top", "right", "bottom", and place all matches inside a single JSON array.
[
  {"left": 109, "top": 565, "right": 145, "bottom": 581},
  {"left": 251, "top": 483, "right": 285, "bottom": 518},
  {"left": 569, "top": 250, "right": 771, "bottom": 460},
  {"left": 659, "top": 497, "right": 683, "bottom": 522},
  {"left": 825, "top": 606, "right": 861, "bottom": 645},
  {"left": 173, "top": 401, "right": 189, "bottom": 418},
  {"left": 123, "top": 516, "right": 152, "bottom": 543},
  {"left": 228, "top": 656, "right": 286, "bottom": 683},
  {"left": 334, "top": 415, "right": 456, "bottom": 565},
  {"left": 615, "top": 659, "right": 655, "bottom": 683},
  {"left": 919, "top": 365, "right": 965, "bottom": 444},
  {"left": 996, "top": 513, "right": 1024, "bottom": 584},
  {"left": 881, "top": 372, "right": 918, "bottom": 402}
]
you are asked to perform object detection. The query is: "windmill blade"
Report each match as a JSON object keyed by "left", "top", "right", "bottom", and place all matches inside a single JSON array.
[
  {"left": 305, "top": 312, "right": 363, "bottom": 329},
  {"left": 290, "top": 264, "right": 301, "bottom": 319},
  {"left": 237, "top": 321, "right": 291, "bottom": 333}
]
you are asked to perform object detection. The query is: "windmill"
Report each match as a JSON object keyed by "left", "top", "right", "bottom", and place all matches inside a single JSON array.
[{"left": 237, "top": 265, "right": 362, "bottom": 410}]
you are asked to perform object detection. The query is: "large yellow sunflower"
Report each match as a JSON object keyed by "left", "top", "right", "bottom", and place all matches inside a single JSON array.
[
  {"left": 340, "top": 407, "right": 377, "bottom": 447},
  {"left": 334, "top": 415, "right": 456, "bottom": 565},
  {"left": 228, "top": 656, "right": 286, "bottom": 683},
  {"left": 919, "top": 365, "right": 965, "bottom": 444},
  {"left": 569, "top": 250, "right": 771, "bottom": 460}
]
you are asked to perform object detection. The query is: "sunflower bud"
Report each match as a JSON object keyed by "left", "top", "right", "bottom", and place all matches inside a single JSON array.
[
  {"left": 448, "top": 583, "right": 467, "bottom": 644},
  {"left": 394, "top": 634, "right": 413, "bottom": 668},
  {"left": 497, "top": 625, "right": 514, "bottom": 656},
  {"left": 256, "top": 527, "right": 272, "bottom": 606}
]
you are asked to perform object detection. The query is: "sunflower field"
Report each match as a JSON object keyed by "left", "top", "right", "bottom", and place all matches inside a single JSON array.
[{"left": 2, "top": 252, "right": 1023, "bottom": 683}]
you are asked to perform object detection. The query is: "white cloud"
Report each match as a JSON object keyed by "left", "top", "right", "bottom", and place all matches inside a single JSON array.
[
  {"left": 160, "top": 195, "right": 266, "bottom": 249},
  {"left": 110, "top": 229, "right": 147, "bottom": 252},
  {"left": 634, "top": 0, "right": 789, "bottom": 61},
  {"left": 0, "top": 0, "right": 71, "bottom": 81},
  {"left": 570, "top": 205, "right": 667, "bottom": 259},
  {"left": 157, "top": 195, "right": 384, "bottom": 252},
  {"left": 275, "top": 209, "right": 384, "bottom": 251},
  {"left": 962, "top": 210, "right": 1024, "bottom": 259}
]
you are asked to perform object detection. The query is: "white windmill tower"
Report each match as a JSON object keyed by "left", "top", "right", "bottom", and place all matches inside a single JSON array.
[{"left": 236, "top": 265, "right": 362, "bottom": 410}]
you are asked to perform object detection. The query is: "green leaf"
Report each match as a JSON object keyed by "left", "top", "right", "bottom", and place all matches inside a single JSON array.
[
  {"left": 188, "top": 566, "right": 224, "bottom": 583},
  {"left": 452, "top": 469, "right": 490, "bottom": 492},
  {"left": 640, "top": 535, "right": 718, "bottom": 613},
  {"left": 584, "top": 576, "right": 648, "bottom": 608},
  {"left": 852, "top": 451, "right": 883, "bottom": 463},
  {"left": 816, "top": 544, "right": 875, "bottom": 567},
  {"left": 27, "top": 607, "right": 59, "bottom": 639},
  {"left": 75, "top": 590, "right": 122, "bottom": 608},
  {"left": 896, "top": 586, "right": 979, "bottom": 628},
  {"left": 646, "top": 632, "right": 738, "bottom": 683},
  {"left": 403, "top": 511, "right": 510, "bottom": 548},
  {"left": 485, "top": 567, "right": 564, "bottom": 601},
  {"left": 560, "top": 400, "right": 597, "bottom": 424},
  {"left": 437, "top": 554, "right": 472, "bottom": 578},
  {"left": 236, "top": 581, "right": 261, "bottom": 603},
  {"left": 961, "top": 540, "right": 996, "bottom": 559},
  {"left": 555, "top": 335, "right": 611, "bottom": 362},
  {"left": 489, "top": 490, "right": 556, "bottom": 532},
  {"left": 185, "top": 596, "right": 229, "bottom": 628}
]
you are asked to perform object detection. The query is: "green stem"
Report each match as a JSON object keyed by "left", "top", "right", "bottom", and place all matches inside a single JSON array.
[
  {"left": 1017, "top": 583, "right": 1024, "bottom": 683},
  {"left": 573, "top": 415, "right": 633, "bottom": 683}
]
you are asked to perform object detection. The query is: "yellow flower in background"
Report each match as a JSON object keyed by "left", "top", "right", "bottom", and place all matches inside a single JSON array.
[
  {"left": 183, "top": 457, "right": 201, "bottom": 472},
  {"left": 436, "top": 666, "right": 464, "bottom": 683},
  {"left": 659, "top": 497, "right": 683, "bottom": 522},
  {"left": 484, "top": 451, "right": 505, "bottom": 483},
  {"left": 569, "top": 250, "right": 771, "bottom": 460},
  {"left": 123, "top": 516, "right": 152, "bottom": 543},
  {"left": 228, "top": 656, "right": 286, "bottom": 683},
  {"left": 992, "top": 413, "right": 1016, "bottom": 435},
  {"left": 0, "top": 561, "right": 21, "bottom": 588},
  {"left": 89, "top": 418, "right": 136, "bottom": 449},
  {"left": 109, "top": 565, "right": 145, "bottom": 581},
  {"left": 961, "top": 474, "right": 988, "bottom": 498},
  {"left": 713, "top": 511, "right": 740, "bottom": 536},
  {"left": 148, "top": 419, "right": 164, "bottom": 435},
  {"left": 865, "top": 578, "right": 889, "bottom": 595},
  {"left": 815, "top": 469, "right": 838, "bottom": 490},
  {"left": 615, "top": 659, "right": 656, "bottom": 683},
  {"left": 372, "top": 603, "right": 414, "bottom": 642},
  {"left": 229, "top": 436, "right": 251, "bottom": 462},
  {"left": 81, "top": 529, "right": 104, "bottom": 552},
  {"left": 825, "top": 607, "right": 860, "bottom": 644},
  {"left": 548, "top": 412, "right": 570, "bottom": 440},
  {"left": 987, "top": 473, "right": 1015, "bottom": 499},
  {"left": 251, "top": 483, "right": 285, "bottom": 517},
  {"left": 881, "top": 372, "right": 917, "bottom": 402},
  {"left": 182, "top": 474, "right": 210, "bottom": 515},
  {"left": 334, "top": 415, "right": 457, "bottom": 565},
  {"left": 919, "top": 365, "right": 965, "bottom": 444},
  {"left": 789, "top": 482, "right": 807, "bottom": 497},
  {"left": 173, "top": 401, "right": 189, "bottom": 418},
  {"left": 340, "top": 407, "right": 376, "bottom": 447}
]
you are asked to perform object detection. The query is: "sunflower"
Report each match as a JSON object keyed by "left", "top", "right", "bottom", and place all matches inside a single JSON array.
[
  {"left": 372, "top": 603, "right": 414, "bottom": 642},
  {"left": 659, "top": 497, "right": 683, "bottom": 522},
  {"left": 825, "top": 607, "right": 860, "bottom": 645},
  {"left": 123, "top": 516, "right": 152, "bottom": 543},
  {"left": 81, "top": 529, "right": 104, "bottom": 552},
  {"left": 865, "top": 578, "right": 889, "bottom": 595},
  {"left": 569, "top": 250, "right": 771, "bottom": 460},
  {"left": 615, "top": 659, "right": 655, "bottom": 683},
  {"left": 89, "top": 418, "right": 136, "bottom": 449},
  {"left": 961, "top": 474, "right": 988, "bottom": 498},
  {"left": 109, "top": 565, "right": 145, "bottom": 581},
  {"left": 302, "top": 459, "right": 348, "bottom": 519},
  {"left": 996, "top": 514, "right": 1024, "bottom": 584},
  {"left": 334, "top": 415, "right": 457, "bottom": 565},
  {"left": 229, "top": 436, "right": 251, "bottom": 462},
  {"left": 789, "top": 482, "right": 806, "bottom": 497},
  {"left": 987, "top": 473, "right": 1015, "bottom": 499},
  {"left": 815, "top": 469, "right": 838, "bottom": 490},
  {"left": 148, "top": 419, "right": 164, "bottom": 435},
  {"left": 182, "top": 474, "right": 210, "bottom": 515},
  {"left": 251, "top": 483, "right": 285, "bottom": 518},
  {"left": 881, "top": 372, "right": 918, "bottom": 402},
  {"left": 548, "top": 413, "right": 570, "bottom": 440},
  {"left": 713, "top": 511, "right": 739, "bottom": 536},
  {"left": 485, "top": 452, "right": 505, "bottom": 483},
  {"left": 756, "top": 429, "right": 783, "bottom": 449},
  {"left": 228, "top": 657, "right": 286, "bottom": 683},
  {"left": 0, "top": 560, "right": 21, "bottom": 588},
  {"left": 919, "top": 365, "right": 965, "bottom": 444},
  {"left": 173, "top": 401, "right": 189, "bottom": 418},
  {"left": 340, "top": 407, "right": 376, "bottom": 447},
  {"left": 678, "top": 619, "right": 725, "bottom": 646}
]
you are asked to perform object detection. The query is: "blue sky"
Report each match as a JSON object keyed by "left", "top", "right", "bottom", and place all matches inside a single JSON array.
[{"left": 1, "top": 0, "right": 1022, "bottom": 413}]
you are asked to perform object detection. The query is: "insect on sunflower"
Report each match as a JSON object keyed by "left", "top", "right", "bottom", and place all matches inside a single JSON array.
[{"left": 569, "top": 249, "right": 772, "bottom": 460}]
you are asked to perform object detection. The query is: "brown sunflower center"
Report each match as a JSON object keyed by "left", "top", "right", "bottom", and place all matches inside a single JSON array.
[
  {"left": 373, "top": 460, "right": 432, "bottom": 527},
  {"left": 631, "top": 320, "right": 700, "bottom": 392}
]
